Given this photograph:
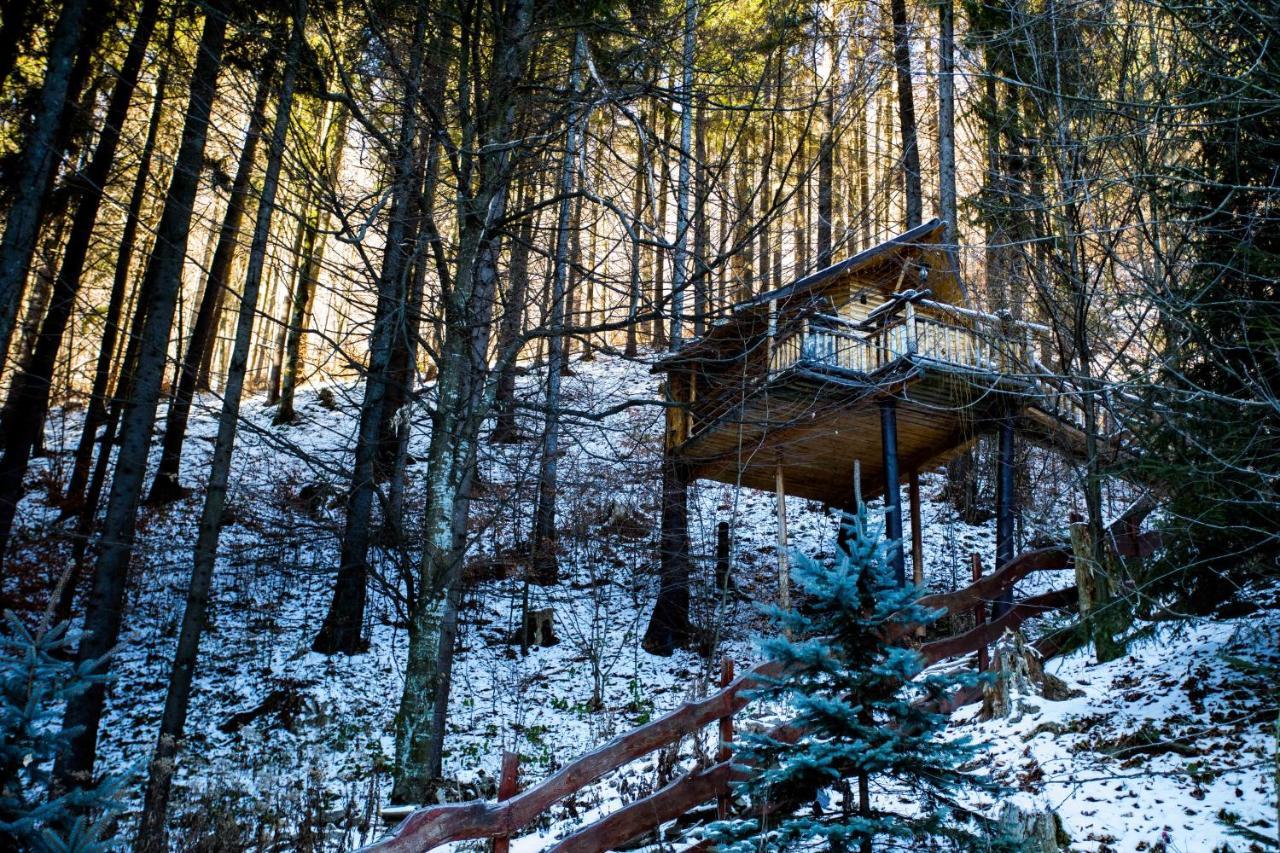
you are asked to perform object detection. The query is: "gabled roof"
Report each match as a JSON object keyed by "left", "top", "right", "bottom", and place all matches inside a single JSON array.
[
  {"left": 737, "top": 218, "right": 956, "bottom": 309},
  {"left": 654, "top": 219, "right": 965, "bottom": 373}
]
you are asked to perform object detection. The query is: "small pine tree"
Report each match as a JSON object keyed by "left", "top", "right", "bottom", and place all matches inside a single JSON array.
[
  {"left": 708, "top": 509, "right": 1004, "bottom": 852},
  {"left": 0, "top": 613, "right": 122, "bottom": 851}
]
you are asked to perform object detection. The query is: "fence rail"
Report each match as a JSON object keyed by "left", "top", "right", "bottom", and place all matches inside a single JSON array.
[{"left": 360, "top": 499, "right": 1156, "bottom": 853}]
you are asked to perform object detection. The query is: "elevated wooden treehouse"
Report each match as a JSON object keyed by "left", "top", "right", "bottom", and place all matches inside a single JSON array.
[
  {"left": 654, "top": 218, "right": 1116, "bottom": 582},
  {"left": 364, "top": 221, "right": 1155, "bottom": 853}
]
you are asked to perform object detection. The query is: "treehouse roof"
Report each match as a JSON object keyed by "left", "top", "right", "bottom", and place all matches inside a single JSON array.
[{"left": 655, "top": 219, "right": 965, "bottom": 373}]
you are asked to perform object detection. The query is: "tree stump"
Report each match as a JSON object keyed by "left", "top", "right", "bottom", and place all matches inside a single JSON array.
[
  {"left": 997, "top": 800, "right": 1069, "bottom": 852},
  {"left": 523, "top": 608, "right": 557, "bottom": 647}
]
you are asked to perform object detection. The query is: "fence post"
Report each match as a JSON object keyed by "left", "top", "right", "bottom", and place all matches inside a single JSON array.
[
  {"left": 717, "top": 657, "right": 735, "bottom": 820},
  {"left": 971, "top": 553, "right": 987, "bottom": 671},
  {"left": 493, "top": 751, "right": 520, "bottom": 853}
]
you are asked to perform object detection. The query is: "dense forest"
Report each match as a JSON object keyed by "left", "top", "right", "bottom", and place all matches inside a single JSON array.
[{"left": 0, "top": 0, "right": 1276, "bottom": 848}]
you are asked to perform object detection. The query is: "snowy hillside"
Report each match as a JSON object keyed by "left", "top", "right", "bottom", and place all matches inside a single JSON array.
[{"left": 7, "top": 353, "right": 1277, "bottom": 851}]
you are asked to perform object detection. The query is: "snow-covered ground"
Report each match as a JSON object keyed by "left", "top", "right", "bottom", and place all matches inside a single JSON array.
[{"left": 6, "top": 352, "right": 1276, "bottom": 851}]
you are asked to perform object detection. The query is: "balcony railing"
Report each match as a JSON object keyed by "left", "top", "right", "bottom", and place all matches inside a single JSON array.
[{"left": 768, "top": 308, "right": 1027, "bottom": 377}]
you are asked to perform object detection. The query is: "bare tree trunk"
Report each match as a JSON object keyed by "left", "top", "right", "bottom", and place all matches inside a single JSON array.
[
  {"left": 492, "top": 174, "right": 534, "bottom": 440},
  {"left": 890, "top": 0, "right": 922, "bottom": 228},
  {"left": 625, "top": 136, "right": 643, "bottom": 356},
  {"left": 669, "top": 0, "right": 696, "bottom": 348},
  {"left": 53, "top": 1, "right": 229, "bottom": 794},
  {"left": 938, "top": 0, "right": 957, "bottom": 247},
  {"left": 392, "top": 0, "right": 535, "bottom": 800},
  {"left": 312, "top": 0, "right": 430, "bottom": 656},
  {"left": 149, "top": 53, "right": 277, "bottom": 504},
  {"left": 652, "top": 107, "right": 671, "bottom": 348},
  {"left": 530, "top": 32, "right": 584, "bottom": 588},
  {"left": 0, "top": 0, "right": 92, "bottom": 377},
  {"left": 135, "top": 7, "right": 303, "bottom": 845},
  {"left": 0, "top": 0, "right": 159, "bottom": 570},
  {"left": 817, "top": 80, "right": 835, "bottom": 268}
]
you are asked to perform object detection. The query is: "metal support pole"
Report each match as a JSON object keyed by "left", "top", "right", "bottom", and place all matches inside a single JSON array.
[
  {"left": 879, "top": 399, "right": 905, "bottom": 586},
  {"left": 993, "top": 413, "right": 1016, "bottom": 617}
]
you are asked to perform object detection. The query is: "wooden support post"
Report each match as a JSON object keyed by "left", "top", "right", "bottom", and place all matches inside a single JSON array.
[
  {"left": 716, "top": 657, "right": 735, "bottom": 820},
  {"left": 971, "top": 552, "right": 987, "bottom": 671},
  {"left": 879, "top": 399, "right": 905, "bottom": 586},
  {"left": 493, "top": 751, "right": 520, "bottom": 853},
  {"left": 775, "top": 460, "right": 790, "bottom": 610},
  {"left": 909, "top": 469, "right": 923, "bottom": 588},
  {"left": 992, "top": 414, "right": 1016, "bottom": 617},
  {"left": 715, "top": 521, "right": 731, "bottom": 594}
]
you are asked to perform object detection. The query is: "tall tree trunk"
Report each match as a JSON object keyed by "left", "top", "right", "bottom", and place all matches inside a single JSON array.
[
  {"left": 643, "top": 0, "right": 697, "bottom": 657},
  {"left": 0, "top": 0, "right": 159, "bottom": 571},
  {"left": 149, "top": 52, "right": 277, "bottom": 505},
  {"left": 0, "top": 0, "right": 92, "bottom": 377},
  {"left": 312, "top": 1, "right": 429, "bottom": 656},
  {"left": 890, "top": 0, "right": 922, "bottom": 228},
  {"left": 668, "top": 0, "right": 696, "bottom": 349},
  {"left": 392, "top": 0, "right": 534, "bottom": 800},
  {"left": 652, "top": 107, "right": 671, "bottom": 348},
  {"left": 561, "top": 194, "right": 581, "bottom": 373},
  {"left": 63, "top": 23, "right": 175, "bottom": 512},
  {"left": 530, "top": 32, "right": 584, "bottom": 588},
  {"left": 693, "top": 94, "right": 708, "bottom": 336},
  {"left": 135, "top": 7, "right": 304, "bottom": 846},
  {"left": 625, "top": 138, "right": 643, "bottom": 356},
  {"left": 492, "top": 176, "right": 534, "bottom": 441},
  {"left": 53, "top": 1, "right": 229, "bottom": 794},
  {"left": 938, "top": 0, "right": 957, "bottom": 246},
  {"left": 817, "top": 62, "right": 835, "bottom": 268}
]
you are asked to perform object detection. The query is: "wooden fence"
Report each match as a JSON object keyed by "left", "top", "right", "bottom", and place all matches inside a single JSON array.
[{"left": 362, "top": 497, "right": 1157, "bottom": 853}]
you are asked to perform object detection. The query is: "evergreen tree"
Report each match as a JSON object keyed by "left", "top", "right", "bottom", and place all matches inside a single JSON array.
[
  {"left": 708, "top": 509, "right": 1003, "bottom": 852},
  {"left": 1135, "top": 0, "right": 1280, "bottom": 606},
  {"left": 0, "top": 614, "right": 122, "bottom": 851}
]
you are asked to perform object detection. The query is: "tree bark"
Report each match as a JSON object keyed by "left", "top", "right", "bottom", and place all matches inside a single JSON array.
[
  {"left": 134, "top": 7, "right": 304, "bottom": 846},
  {"left": 149, "top": 50, "right": 277, "bottom": 504},
  {"left": 0, "top": 0, "right": 93, "bottom": 377},
  {"left": 53, "top": 1, "right": 229, "bottom": 794},
  {"left": 312, "top": 0, "right": 429, "bottom": 656},
  {"left": 391, "top": 0, "right": 535, "bottom": 801},
  {"left": 0, "top": 0, "right": 159, "bottom": 571},
  {"left": 530, "top": 33, "right": 584, "bottom": 587},
  {"left": 890, "top": 0, "right": 922, "bottom": 229}
]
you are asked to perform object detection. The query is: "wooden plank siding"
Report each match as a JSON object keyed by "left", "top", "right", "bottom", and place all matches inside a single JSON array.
[{"left": 654, "top": 220, "right": 1100, "bottom": 510}]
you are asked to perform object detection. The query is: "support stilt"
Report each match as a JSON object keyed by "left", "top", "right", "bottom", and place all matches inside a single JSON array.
[
  {"left": 879, "top": 399, "right": 905, "bottom": 586},
  {"left": 909, "top": 468, "right": 923, "bottom": 588},
  {"left": 993, "top": 414, "right": 1016, "bottom": 617},
  {"left": 775, "top": 459, "right": 790, "bottom": 610}
]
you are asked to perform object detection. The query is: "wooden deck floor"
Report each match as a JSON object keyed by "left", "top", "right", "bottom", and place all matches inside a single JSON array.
[{"left": 674, "top": 358, "right": 1039, "bottom": 508}]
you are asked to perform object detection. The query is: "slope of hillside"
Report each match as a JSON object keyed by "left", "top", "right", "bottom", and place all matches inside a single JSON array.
[{"left": 5, "top": 352, "right": 1275, "bottom": 851}]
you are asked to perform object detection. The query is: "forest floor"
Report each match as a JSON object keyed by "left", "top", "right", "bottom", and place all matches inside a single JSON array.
[{"left": 6, "top": 352, "right": 1277, "bottom": 851}]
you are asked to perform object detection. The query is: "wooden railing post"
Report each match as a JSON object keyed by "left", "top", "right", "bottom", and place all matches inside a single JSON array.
[
  {"left": 970, "top": 553, "right": 987, "bottom": 671},
  {"left": 493, "top": 751, "right": 521, "bottom": 853},
  {"left": 716, "top": 657, "right": 735, "bottom": 820}
]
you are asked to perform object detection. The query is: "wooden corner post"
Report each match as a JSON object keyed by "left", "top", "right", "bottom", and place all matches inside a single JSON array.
[
  {"left": 493, "top": 751, "right": 520, "bottom": 853},
  {"left": 716, "top": 657, "right": 735, "bottom": 820}
]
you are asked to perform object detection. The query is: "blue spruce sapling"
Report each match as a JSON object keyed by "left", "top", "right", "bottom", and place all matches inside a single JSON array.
[{"left": 708, "top": 507, "right": 1004, "bottom": 851}]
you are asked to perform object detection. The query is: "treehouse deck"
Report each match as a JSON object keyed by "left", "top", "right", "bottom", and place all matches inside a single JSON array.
[{"left": 657, "top": 219, "right": 1103, "bottom": 510}]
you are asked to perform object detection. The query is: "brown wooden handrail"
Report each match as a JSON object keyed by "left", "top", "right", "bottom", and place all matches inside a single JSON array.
[{"left": 362, "top": 497, "right": 1156, "bottom": 853}]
